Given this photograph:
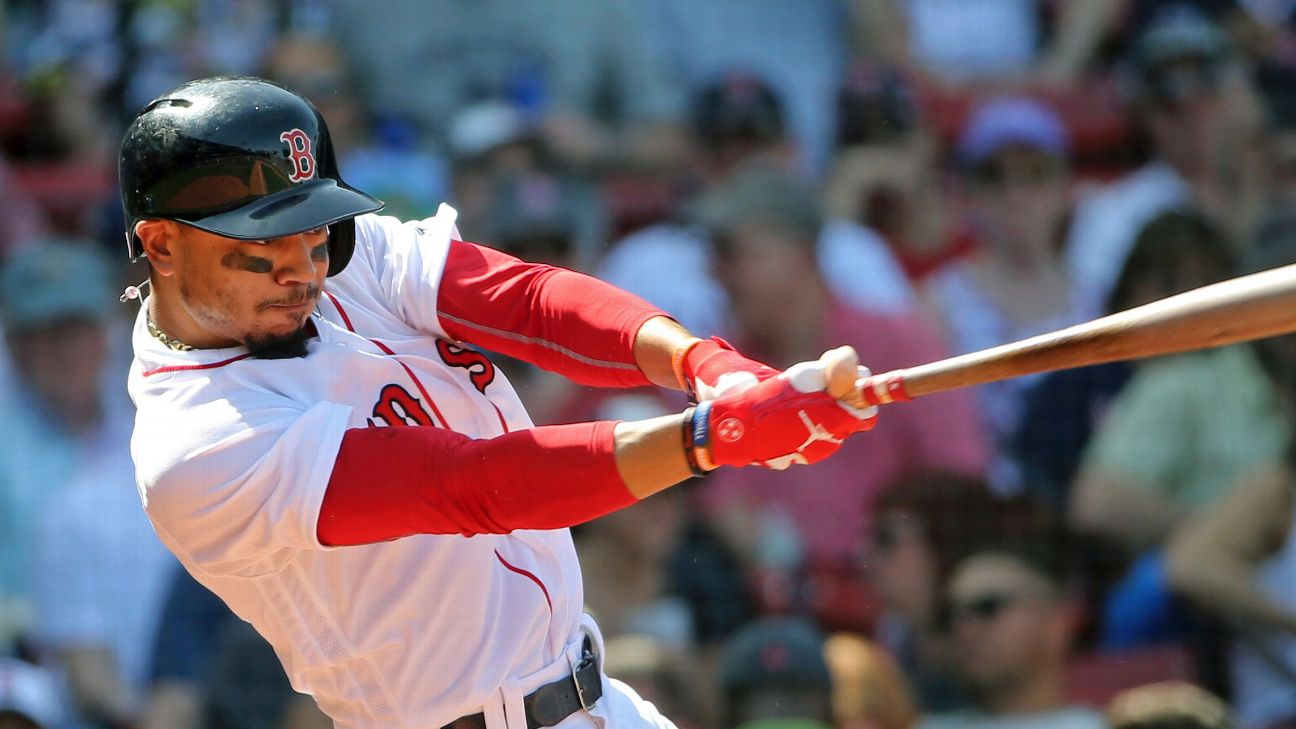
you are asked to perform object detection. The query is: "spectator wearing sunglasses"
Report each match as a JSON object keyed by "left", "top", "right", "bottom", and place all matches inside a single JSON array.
[
  {"left": 1065, "top": 5, "right": 1265, "bottom": 321},
  {"left": 923, "top": 96, "right": 1088, "bottom": 492},
  {"left": 920, "top": 535, "right": 1101, "bottom": 729}
]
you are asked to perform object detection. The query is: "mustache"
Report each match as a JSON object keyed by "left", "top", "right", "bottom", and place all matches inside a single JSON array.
[{"left": 258, "top": 284, "right": 321, "bottom": 311}]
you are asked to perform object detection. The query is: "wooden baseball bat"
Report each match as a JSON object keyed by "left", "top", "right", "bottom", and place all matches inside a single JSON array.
[{"left": 840, "top": 262, "right": 1296, "bottom": 408}]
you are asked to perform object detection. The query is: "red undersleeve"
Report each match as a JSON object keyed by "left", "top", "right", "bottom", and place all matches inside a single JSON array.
[
  {"left": 316, "top": 421, "right": 632, "bottom": 546},
  {"left": 437, "top": 239, "right": 666, "bottom": 388}
]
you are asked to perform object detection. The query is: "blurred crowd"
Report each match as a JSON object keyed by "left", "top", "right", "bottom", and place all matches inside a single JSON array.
[{"left": 4, "top": 1, "right": 1296, "bottom": 728}]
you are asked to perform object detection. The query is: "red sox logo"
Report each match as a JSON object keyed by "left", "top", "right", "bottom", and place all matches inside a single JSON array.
[
  {"left": 280, "top": 128, "right": 316, "bottom": 182},
  {"left": 369, "top": 383, "right": 434, "bottom": 428},
  {"left": 435, "top": 340, "right": 496, "bottom": 395}
]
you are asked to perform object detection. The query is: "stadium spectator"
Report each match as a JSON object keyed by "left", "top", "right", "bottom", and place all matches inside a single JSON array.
[
  {"left": 644, "top": 0, "right": 854, "bottom": 176},
  {"left": 30, "top": 457, "right": 176, "bottom": 729},
  {"left": 920, "top": 538, "right": 1104, "bottom": 729},
  {"left": 1164, "top": 214, "right": 1296, "bottom": 729},
  {"left": 1065, "top": 6, "right": 1266, "bottom": 318},
  {"left": 0, "top": 241, "right": 127, "bottom": 655},
  {"left": 689, "top": 165, "right": 987, "bottom": 630},
  {"left": 1070, "top": 210, "right": 1290, "bottom": 648},
  {"left": 867, "top": 474, "right": 1051, "bottom": 713},
  {"left": 144, "top": 569, "right": 330, "bottom": 729},
  {"left": 599, "top": 72, "right": 920, "bottom": 347},
  {"left": 719, "top": 616, "right": 836, "bottom": 729},
  {"left": 923, "top": 96, "right": 1088, "bottom": 490},
  {"left": 328, "top": 0, "right": 687, "bottom": 173},
  {"left": 824, "top": 62, "right": 973, "bottom": 283}
]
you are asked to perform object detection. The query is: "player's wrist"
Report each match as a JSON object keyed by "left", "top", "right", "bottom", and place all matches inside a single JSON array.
[
  {"left": 681, "top": 404, "right": 717, "bottom": 475},
  {"left": 671, "top": 337, "right": 705, "bottom": 393}
]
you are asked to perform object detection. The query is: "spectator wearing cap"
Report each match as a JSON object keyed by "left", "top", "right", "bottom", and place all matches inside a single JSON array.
[
  {"left": 920, "top": 536, "right": 1104, "bottom": 729},
  {"left": 597, "top": 71, "right": 920, "bottom": 344},
  {"left": 719, "top": 616, "right": 836, "bottom": 729},
  {"left": 824, "top": 62, "right": 976, "bottom": 284},
  {"left": 644, "top": 0, "right": 853, "bottom": 176},
  {"left": 688, "top": 165, "right": 987, "bottom": 631},
  {"left": 1065, "top": 5, "right": 1265, "bottom": 319},
  {"left": 0, "top": 240, "right": 129, "bottom": 652},
  {"left": 0, "top": 239, "right": 175, "bottom": 729},
  {"left": 0, "top": 657, "right": 67, "bottom": 729},
  {"left": 922, "top": 96, "right": 1087, "bottom": 492}
]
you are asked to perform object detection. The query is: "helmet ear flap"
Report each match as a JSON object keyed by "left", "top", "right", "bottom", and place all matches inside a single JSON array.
[{"left": 327, "top": 218, "right": 356, "bottom": 277}]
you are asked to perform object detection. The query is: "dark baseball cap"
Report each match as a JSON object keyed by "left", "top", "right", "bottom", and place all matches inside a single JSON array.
[
  {"left": 1133, "top": 6, "right": 1233, "bottom": 105},
  {"left": 690, "top": 165, "right": 823, "bottom": 245},
  {"left": 719, "top": 617, "right": 832, "bottom": 696},
  {"left": 693, "top": 72, "right": 785, "bottom": 146},
  {"left": 837, "top": 62, "right": 920, "bottom": 147}
]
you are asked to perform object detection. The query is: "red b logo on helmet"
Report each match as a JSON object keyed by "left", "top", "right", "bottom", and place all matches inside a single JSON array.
[{"left": 280, "top": 129, "right": 316, "bottom": 182}]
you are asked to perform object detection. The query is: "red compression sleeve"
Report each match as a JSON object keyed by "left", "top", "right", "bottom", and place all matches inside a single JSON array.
[
  {"left": 317, "top": 422, "right": 634, "bottom": 546},
  {"left": 437, "top": 239, "right": 667, "bottom": 387}
]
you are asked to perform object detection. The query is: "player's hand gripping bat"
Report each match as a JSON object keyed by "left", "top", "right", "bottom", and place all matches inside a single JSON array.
[{"left": 818, "top": 262, "right": 1296, "bottom": 408}]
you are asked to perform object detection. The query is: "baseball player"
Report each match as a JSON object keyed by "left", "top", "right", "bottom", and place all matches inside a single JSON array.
[{"left": 119, "top": 76, "right": 877, "bottom": 729}]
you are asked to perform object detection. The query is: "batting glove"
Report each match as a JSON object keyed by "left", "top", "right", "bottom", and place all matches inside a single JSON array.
[
  {"left": 675, "top": 336, "right": 780, "bottom": 401},
  {"left": 687, "top": 360, "right": 878, "bottom": 471}
]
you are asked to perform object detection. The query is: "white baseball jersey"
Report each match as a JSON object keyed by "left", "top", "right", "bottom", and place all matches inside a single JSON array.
[{"left": 128, "top": 205, "right": 670, "bottom": 729}]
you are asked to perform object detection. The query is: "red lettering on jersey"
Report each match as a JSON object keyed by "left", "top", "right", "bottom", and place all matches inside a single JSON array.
[
  {"left": 436, "top": 340, "right": 495, "bottom": 395},
  {"left": 280, "top": 129, "right": 316, "bottom": 182},
  {"left": 369, "top": 383, "right": 436, "bottom": 427}
]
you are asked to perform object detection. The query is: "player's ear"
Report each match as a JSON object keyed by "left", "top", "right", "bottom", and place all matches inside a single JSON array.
[{"left": 136, "top": 220, "right": 180, "bottom": 276}]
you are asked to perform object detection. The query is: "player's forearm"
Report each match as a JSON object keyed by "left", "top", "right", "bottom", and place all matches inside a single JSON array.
[
  {"left": 614, "top": 413, "right": 694, "bottom": 498},
  {"left": 1166, "top": 544, "right": 1296, "bottom": 636},
  {"left": 318, "top": 418, "right": 693, "bottom": 546},
  {"left": 633, "top": 315, "right": 700, "bottom": 391}
]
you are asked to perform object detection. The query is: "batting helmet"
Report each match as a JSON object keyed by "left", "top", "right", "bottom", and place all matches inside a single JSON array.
[{"left": 119, "top": 76, "right": 384, "bottom": 277}]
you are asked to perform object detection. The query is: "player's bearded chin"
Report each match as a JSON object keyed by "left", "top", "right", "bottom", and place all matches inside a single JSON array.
[{"left": 246, "top": 284, "right": 321, "bottom": 360}]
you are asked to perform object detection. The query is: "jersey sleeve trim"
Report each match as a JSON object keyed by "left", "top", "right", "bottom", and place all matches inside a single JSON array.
[
  {"left": 438, "top": 311, "right": 642, "bottom": 373},
  {"left": 436, "top": 239, "right": 666, "bottom": 387}
]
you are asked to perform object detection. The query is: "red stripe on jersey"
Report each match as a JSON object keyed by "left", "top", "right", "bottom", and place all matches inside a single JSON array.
[
  {"left": 369, "top": 339, "right": 451, "bottom": 430},
  {"left": 437, "top": 239, "right": 663, "bottom": 388},
  {"left": 142, "top": 353, "right": 252, "bottom": 377},
  {"left": 323, "top": 290, "right": 355, "bottom": 332},
  {"left": 494, "top": 550, "right": 553, "bottom": 612}
]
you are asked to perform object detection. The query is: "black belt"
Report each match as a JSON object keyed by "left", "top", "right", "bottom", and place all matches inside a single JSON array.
[{"left": 442, "top": 638, "right": 602, "bottom": 729}]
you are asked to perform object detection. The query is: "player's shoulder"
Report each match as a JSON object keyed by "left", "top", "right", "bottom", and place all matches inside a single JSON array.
[{"left": 348, "top": 203, "right": 461, "bottom": 267}]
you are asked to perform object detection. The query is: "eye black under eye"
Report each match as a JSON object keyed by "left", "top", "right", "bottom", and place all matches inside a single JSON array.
[{"left": 310, "top": 243, "right": 329, "bottom": 260}]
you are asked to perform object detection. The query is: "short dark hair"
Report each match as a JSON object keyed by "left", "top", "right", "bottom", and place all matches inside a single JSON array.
[{"left": 1108, "top": 209, "right": 1237, "bottom": 314}]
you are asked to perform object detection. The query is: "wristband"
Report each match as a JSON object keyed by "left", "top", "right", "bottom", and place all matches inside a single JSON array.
[
  {"left": 680, "top": 407, "right": 710, "bottom": 478},
  {"left": 671, "top": 338, "right": 704, "bottom": 394},
  {"left": 689, "top": 400, "right": 717, "bottom": 471}
]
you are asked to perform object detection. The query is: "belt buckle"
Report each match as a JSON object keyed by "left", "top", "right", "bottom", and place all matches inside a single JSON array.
[{"left": 565, "top": 642, "right": 598, "bottom": 712}]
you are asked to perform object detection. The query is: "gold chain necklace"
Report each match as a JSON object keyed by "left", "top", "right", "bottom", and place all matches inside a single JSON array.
[{"left": 146, "top": 315, "right": 196, "bottom": 351}]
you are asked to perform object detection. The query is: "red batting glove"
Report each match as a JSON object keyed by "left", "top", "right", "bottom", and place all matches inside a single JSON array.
[
  {"left": 688, "top": 361, "right": 878, "bottom": 471},
  {"left": 676, "top": 336, "right": 780, "bottom": 401}
]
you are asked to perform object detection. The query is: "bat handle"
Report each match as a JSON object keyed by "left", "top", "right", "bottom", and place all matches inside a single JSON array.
[{"left": 854, "top": 370, "right": 913, "bottom": 407}]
